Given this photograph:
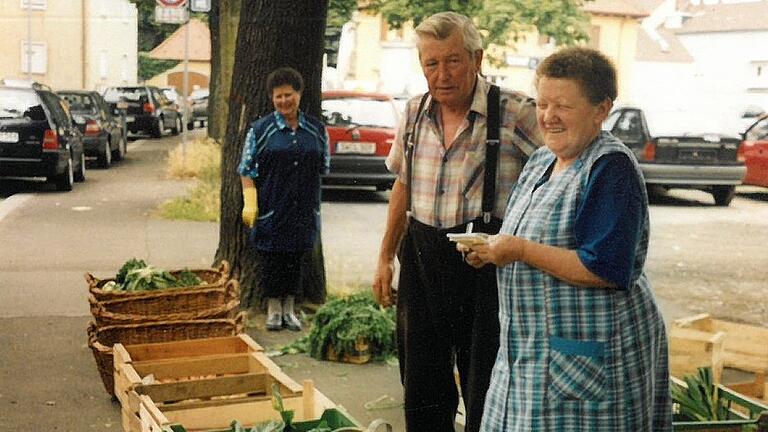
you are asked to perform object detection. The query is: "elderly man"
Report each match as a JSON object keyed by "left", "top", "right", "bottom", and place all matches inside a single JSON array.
[{"left": 372, "top": 11, "right": 542, "bottom": 432}]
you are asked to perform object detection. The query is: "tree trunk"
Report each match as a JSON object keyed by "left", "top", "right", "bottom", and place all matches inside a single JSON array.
[
  {"left": 207, "top": 0, "right": 241, "bottom": 142},
  {"left": 214, "top": 0, "right": 329, "bottom": 309}
]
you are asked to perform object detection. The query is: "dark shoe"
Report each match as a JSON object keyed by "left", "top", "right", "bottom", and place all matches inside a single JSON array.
[
  {"left": 282, "top": 312, "right": 302, "bottom": 331},
  {"left": 266, "top": 313, "right": 283, "bottom": 331}
]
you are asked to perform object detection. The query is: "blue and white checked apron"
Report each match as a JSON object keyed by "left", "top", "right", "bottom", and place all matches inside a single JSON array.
[{"left": 481, "top": 132, "right": 672, "bottom": 432}]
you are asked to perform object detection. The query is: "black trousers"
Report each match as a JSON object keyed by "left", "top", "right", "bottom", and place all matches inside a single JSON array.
[
  {"left": 256, "top": 250, "right": 303, "bottom": 299},
  {"left": 397, "top": 217, "right": 501, "bottom": 432}
]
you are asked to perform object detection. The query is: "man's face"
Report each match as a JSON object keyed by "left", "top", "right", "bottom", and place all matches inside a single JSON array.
[{"left": 419, "top": 31, "right": 482, "bottom": 109}]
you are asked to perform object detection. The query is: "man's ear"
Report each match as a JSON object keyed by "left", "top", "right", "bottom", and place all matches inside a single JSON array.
[{"left": 474, "top": 50, "right": 484, "bottom": 73}]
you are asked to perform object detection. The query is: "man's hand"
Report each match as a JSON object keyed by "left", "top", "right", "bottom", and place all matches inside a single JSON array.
[
  {"left": 373, "top": 257, "right": 395, "bottom": 307},
  {"left": 241, "top": 186, "right": 258, "bottom": 228}
]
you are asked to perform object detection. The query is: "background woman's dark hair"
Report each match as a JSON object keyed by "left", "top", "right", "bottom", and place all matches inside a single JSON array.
[
  {"left": 535, "top": 47, "right": 617, "bottom": 105},
  {"left": 266, "top": 67, "right": 304, "bottom": 94}
]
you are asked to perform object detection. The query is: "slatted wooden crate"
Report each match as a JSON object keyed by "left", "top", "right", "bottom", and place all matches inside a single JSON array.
[
  {"left": 671, "top": 314, "right": 768, "bottom": 400},
  {"left": 137, "top": 380, "right": 342, "bottom": 432}
]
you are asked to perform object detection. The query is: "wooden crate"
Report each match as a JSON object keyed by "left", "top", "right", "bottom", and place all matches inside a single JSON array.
[
  {"left": 113, "top": 335, "right": 289, "bottom": 432},
  {"left": 137, "top": 380, "right": 340, "bottom": 431},
  {"left": 672, "top": 314, "right": 768, "bottom": 399}
]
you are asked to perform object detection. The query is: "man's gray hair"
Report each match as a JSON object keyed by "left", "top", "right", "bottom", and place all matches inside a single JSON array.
[{"left": 414, "top": 12, "right": 483, "bottom": 55}]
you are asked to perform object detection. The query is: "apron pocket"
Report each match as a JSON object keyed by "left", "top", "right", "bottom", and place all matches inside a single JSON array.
[{"left": 547, "top": 336, "right": 606, "bottom": 401}]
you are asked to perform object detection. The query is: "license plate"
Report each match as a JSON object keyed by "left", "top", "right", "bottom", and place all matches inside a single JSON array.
[
  {"left": 680, "top": 149, "right": 716, "bottom": 161},
  {"left": 0, "top": 131, "right": 19, "bottom": 143},
  {"left": 125, "top": 116, "right": 135, "bottom": 123},
  {"left": 336, "top": 141, "right": 376, "bottom": 155}
]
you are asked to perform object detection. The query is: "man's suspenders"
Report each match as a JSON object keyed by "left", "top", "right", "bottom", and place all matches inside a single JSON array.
[
  {"left": 404, "top": 85, "right": 501, "bottom": 223},
  {"left": 482, "top": 85, "right": 500, "bottom": 224}
]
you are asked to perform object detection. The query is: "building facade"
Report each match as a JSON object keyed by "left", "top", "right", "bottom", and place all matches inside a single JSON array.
[{"left": 0, "top": 0, "right": 138, "bottom": 90}]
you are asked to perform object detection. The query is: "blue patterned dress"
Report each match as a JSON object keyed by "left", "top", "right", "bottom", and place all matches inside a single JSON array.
[{"left": 480, "top": 132, "right": 672, "bottom": 431}]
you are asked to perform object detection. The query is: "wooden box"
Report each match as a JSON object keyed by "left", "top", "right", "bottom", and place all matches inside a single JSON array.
[
  {"left": 672, "top": 314, "right": 768, "bottom": 399},
  {"left": 137, "top": 380, "right": 340, "bottom": 431}
]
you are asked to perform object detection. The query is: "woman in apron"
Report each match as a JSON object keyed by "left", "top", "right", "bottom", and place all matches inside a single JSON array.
[{"left": 461, "top": 47, "right": 672, "bottom": 431}]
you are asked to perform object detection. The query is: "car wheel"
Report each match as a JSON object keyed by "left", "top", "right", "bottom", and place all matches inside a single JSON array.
[
  {"left": 112, "top": 135, "right": 126, "bottom": 161},
  {"left": 151, "top": 118, "right": 163, "bottom": 138},
  {"left": 97, "top": 139, "right": 112, "bottom": 168},
  {"left": 51, "top": 155, "right": 74, "bottom": 191},
  {"left": 712, "top": 185, "right": 735, "bottom": 206},
  {"left": 171, "top": 116, "right": 181, "bottom": 135},
  {"left": 74, "top": 151, "right": 86, "bottom": 182}
]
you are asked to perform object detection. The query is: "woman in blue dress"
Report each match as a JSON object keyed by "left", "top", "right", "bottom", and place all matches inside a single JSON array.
[
  {"left": 238, "top": 67, "right": 329, "bottom": 332},
  {"left": 461, "top": 47, "right": 672, "bottom": 431}
]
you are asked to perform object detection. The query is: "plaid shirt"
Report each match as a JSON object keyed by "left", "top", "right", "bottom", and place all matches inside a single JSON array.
[{"left": 386, "top": 78, "right": 542, "bottom": 229}]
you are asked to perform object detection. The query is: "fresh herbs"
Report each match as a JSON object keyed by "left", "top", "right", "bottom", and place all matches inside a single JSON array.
[
  {"left": 101, "top": 258, "right": 203, "bottom": 292},
  {"left": 227, "top": 384, "right": 335, "bottom": 432},
  {"left": 283, "top": 292, "right": 396, "bottom": 362}
]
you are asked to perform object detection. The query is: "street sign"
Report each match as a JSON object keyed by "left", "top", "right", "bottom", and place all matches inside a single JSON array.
[
  {"left": 156, "top": 0, "right": 187, "bottom": 7},
  {"left": 190, "top": 0, "right": 210, "bottom": 12},
  {"left": 155, "top": 5, "right": 188, "bottom": 24}
]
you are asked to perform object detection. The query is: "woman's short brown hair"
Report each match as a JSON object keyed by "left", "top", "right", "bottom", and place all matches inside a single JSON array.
[
  {"left": 536, "top": 47, "right": 617, "bottom": 105},
  {"left": 266, "top": 67, "right": 304, "bottom": 94}
]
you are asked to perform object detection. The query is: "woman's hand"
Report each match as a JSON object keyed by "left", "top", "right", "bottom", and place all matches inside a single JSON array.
[{"left": 457, "top": 235, "right": 527, "bottom": 268}]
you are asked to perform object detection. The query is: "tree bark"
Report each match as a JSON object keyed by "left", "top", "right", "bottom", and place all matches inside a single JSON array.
[
  {"left": 214, "top": 0, "right": 329, "bottom": 309},
  {"left": 207, "top": 0, "right": 241, "bottom": 142}
]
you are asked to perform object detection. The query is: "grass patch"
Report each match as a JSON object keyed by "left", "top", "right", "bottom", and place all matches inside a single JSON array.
[{"left": 159, "top": 137, "right": 221, "bottom": 222}]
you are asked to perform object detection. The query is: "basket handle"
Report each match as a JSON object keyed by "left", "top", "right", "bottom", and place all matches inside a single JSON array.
[
  {"left": 364, "top": 419, "right": 393, "bottom": 432},
  {"left": 216, "top": 260, "right": 231, "bottom": 279},
  {"left": 224, "top": 279, "right": 241, "bottom": 300},
  {"left": 84, "top": 272, "right": 98, "bottom": 286}
]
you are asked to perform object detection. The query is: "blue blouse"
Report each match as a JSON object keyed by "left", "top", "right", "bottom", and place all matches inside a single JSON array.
[
  {"left": 238, "top": 111, "right": 330, "bottom": 252},
  {"left": 533, "top": 153, "right": 643, "bottom": 289}
]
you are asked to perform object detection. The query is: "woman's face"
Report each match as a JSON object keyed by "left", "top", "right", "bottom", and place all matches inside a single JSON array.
[
  {"left": 272, "top": 84, "right": 301, "bottom": 119},
  {"left": 536, "top": 76, "right": 611, "bottom": 162}
]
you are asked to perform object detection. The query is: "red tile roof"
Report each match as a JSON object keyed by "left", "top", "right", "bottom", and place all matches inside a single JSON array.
[{"left": 148, "top": 19, "right": 210, "bottom": 61}]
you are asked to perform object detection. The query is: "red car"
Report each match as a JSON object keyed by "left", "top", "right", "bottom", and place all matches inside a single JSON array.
[
  {"left": 321, "top": 91, "right": 400, "bottom": 191},
  {"left": 739, "top": 114, "right": 768, "bottom": 187}
]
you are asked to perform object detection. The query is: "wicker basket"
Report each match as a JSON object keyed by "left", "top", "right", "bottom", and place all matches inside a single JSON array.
[
  {"left": 89, "top": 279, "right": 240, "bottom": 326},
  {"left": 87, "top": 313, "right": 244, "bottom": 396},
  {"left": 85, "top": 261, "right": 230, "bottom": 302}
]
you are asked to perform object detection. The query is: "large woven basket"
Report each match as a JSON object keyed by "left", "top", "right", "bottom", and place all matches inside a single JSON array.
[
  {"left": 87, "top": 313, "right": 244, "bottom": 396},
  {"left": 89, "top": 279, "right": 240, "bottom": 326},
  {"left": 85, "top": 260, "right": 230, "bottom": 302}
]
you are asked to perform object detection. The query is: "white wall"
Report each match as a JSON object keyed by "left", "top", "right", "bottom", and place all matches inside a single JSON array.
[
  {"left": 85, "top": 0, "right": 137, "bottom": 91},
  {"left": 678, "top": 30, "right": 768, "bottom": 118}
]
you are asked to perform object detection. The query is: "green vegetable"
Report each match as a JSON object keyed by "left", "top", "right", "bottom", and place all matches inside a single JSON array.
[
  {"left": 106, "top": 259, "right": 205, "bottom": 292},
  {"left": 671, "top": 367, "right": 727, "bottom": 422},
  {"left": 115, "top": 258, "right": 147, "bottom": 285},
  {"left": 283, "top": 292, "right": 396, "bottom": 362}
]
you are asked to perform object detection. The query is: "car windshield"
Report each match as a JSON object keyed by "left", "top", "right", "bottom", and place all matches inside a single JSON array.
[
  {"left": 642, "top": 107, "right": 742, "bottom": 138},
  {"left": 0, "top": 88, "right": 44, "bottom": 121},
  {"left": 162, "top": 88, "right": 178, "bottom": 102},
  {"left": 59, "top": 93, "right": 97, "bottom": 114},
  {"left": 322, "top": 97, "right": 398, "bottom": 129},
  {"left": 103, "top": 87, "right": 148, "bottom": 103},
  {"left": 189, "top": 88, "right": 209, "bottom": 100}
]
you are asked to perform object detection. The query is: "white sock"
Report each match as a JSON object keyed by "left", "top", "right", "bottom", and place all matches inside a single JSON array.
[
  {"left": 267, "top": 298, "right": 282, "bottom": 316},
  {"left": 282, "top": 296, "right": 295, "bottom": 315}
]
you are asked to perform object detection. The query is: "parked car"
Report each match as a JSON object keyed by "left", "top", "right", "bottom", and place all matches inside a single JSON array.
[
  {"left": 160, "top": 86, "right": 187, "bottom": 130},
  {"left": 0, "top": 80, "right": 86, "bottom": 191},
  {"left": 320, "top": 91, "right": 399, "bottom": 190},
  {"left": 739, "top": 112, "right": 768, "bottom": 188},
  {"left": 604, "top": 105, "right": 746, "bottom": 206},
  {"left": 102, "top": 85, "right": 181, "bottom": 138},
  {"left": 59, "top": 90, "right": 126, "bottom": 168},
  {"left": 187, "top": 88, "right": 208, "bottom": 129}
]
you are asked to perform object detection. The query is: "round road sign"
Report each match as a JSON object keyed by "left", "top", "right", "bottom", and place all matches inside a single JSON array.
[{"left": 156, "top": 0, "right": 187, "bottom": 7}]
